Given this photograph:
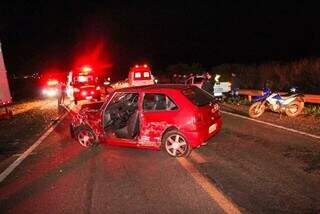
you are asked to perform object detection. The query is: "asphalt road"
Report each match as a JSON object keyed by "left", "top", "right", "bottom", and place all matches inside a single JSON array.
[{"left": 0, "top": 111, "right": 320, "bottom": 213}]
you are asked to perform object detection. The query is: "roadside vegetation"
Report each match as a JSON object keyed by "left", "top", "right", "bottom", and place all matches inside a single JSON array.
[{"left": 162, "top": 57, "right": 320, "bottom": 94}]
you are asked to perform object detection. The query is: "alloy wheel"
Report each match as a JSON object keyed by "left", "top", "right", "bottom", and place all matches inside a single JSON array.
[
  {"left": 165, "top": 134, "right": 188, "bottom": 157},
  {"left": 77, "top": 129, "right": 95, "bottom": 147}
]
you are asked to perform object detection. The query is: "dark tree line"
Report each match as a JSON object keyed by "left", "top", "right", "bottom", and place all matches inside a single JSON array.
[{"left": 163, "top": 58, "right": 320, "bottom": 93}]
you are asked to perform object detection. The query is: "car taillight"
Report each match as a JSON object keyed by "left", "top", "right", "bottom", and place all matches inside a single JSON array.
[
  {"left": 90, "top": 91, "right": 95, "bottom": 95},
  {"left": 81, "top": 91, "right": 87, "bottom": 96},
  {"left": 74, "top": 88, "right": 80, "bottom": 92},
  {"left": 96, "top": 86, "right": 101, "bottom": 90}
]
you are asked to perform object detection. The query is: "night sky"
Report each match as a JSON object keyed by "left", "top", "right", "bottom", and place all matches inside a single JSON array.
[{"left": 1, "top": 1, "right": 320, "bottom": 79}]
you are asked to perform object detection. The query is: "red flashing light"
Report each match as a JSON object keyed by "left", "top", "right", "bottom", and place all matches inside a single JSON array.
[
  {"left": 135, "top": 65, "right": 139, "bottom": 68},
  {"left": 47, "top": 80, "right": 58, "bottom": 86},
  {"left": 143, "top": 64, "right": 148, "bottom": 68},
  {"left": 82, "top": 66, "right": 92, "bottom": 72}
]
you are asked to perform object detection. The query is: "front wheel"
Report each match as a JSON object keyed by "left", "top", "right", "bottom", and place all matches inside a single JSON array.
[
  {"left": 162, "top": 131, "right": 191, "bottom": 157},
  {"left": 75, "top": 126, "right": 98, "bottom": 147},
  {"left": 285, "top": 101, "right": 304, "bottom": 117},
  {"left": 249, "top": 101, "right": 266, "bottom": 118}
]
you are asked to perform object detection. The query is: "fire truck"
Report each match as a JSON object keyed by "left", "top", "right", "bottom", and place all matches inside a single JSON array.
[{"left": 67, "top": 66, "right": 101, "bottom": 105}]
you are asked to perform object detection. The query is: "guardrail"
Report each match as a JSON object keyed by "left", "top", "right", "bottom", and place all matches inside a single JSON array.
[{"left": 238, "top": 89, "right": 320, "bottom": 104}]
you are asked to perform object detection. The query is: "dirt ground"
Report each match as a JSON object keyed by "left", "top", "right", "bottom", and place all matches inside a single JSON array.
[{"left": 0, "top": 99, "right": 62, "bottom": 161}]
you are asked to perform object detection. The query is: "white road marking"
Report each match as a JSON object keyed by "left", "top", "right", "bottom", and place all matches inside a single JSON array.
[
  {"left": 0, "top": 112, "right": 68, "bottom": 183},
  {"left": 221, "top": 110, "right": 320, "bottom": 140},
  {"left": 11, "top": 152, "right": 37, "bottom": 157},
  {"left": 178, "top": 157, "right": 243, "bottom": 214}
]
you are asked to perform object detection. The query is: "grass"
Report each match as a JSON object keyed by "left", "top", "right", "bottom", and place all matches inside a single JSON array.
[
  {"left": 224, "top": 96, "right": 251, "bottom": 106},
  {"left": 304, "top": 104, "right": 320, "bottom": 117}
]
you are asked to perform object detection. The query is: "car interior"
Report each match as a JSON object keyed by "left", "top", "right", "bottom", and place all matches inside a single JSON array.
[
  {"left": 103, "top": 92, "right": 178, "bottom": 140},
  {"left": 104, "top": 93, "right": 140, "bottom": 139},
  {"left": 143, "top": 93, "right": 178, "bottom": 111}
]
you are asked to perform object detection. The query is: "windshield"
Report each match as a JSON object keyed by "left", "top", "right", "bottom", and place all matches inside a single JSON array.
[{"left": 182, "top": 87, "right": 215, "bottom": 107}]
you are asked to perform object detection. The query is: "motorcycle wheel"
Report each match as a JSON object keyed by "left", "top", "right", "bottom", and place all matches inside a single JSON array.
[
  {"left": 249, "top": 102, "right": 266, "bottom": 118},
  {"left": 285, "top": 101, "right": 304, "bottom": 117}
]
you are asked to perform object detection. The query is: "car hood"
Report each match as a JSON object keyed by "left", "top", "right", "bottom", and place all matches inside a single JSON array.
[{"left": 81, "top": 101, "right": 104, "bottom": 111}]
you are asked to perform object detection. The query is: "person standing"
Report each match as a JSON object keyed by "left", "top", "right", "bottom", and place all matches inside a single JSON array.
[
  {"left": 201, "top": 72, "right": 214, "bottom": 94},
  {"left": 57, "top": 81, "right": 66, "bottom": 107},
  {"left": 230, "top": 73, "right": 239, "bottom": 97}
]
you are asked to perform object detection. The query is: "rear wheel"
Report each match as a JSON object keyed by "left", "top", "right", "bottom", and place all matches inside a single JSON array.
[
  {"left": 249, "top": 101, "right": 265, "bottom": 118},
  {"left": 285, "top": 101, "right": 304, "bottom": 117},
  {"left": 76, "top": 126, "right": 98, "bottom": 147},
  {"left": 162, "top": 131, "right": 191, "bottom": 157}
]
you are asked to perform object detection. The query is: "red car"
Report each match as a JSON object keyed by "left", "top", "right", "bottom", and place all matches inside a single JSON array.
[{"left": 70, "top": 85, "right": 222, "bottom": 157}]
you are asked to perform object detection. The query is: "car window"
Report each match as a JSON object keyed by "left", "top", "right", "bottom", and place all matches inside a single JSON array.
[
  {"left": 134, "top": 72, "right": 141, "bottom": 78},
  {"left": 182, "top": 87, "right": 214, "bottom": 107},
  {"left": 143, "top": 93, "right": 178, "bottom": 111},
  {"left": 109, "top": 92, "right": 139, "bottom": 106}
]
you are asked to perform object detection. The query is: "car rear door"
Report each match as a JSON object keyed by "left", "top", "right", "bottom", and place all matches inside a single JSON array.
[{"left": 139, "top": 92, "right": 179, "bottom": 146}]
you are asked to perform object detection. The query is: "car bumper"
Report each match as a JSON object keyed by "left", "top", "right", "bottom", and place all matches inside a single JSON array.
[
  {"left": 184, "top": 118, "right": 222, "bottom": 148},
  {"left": 74, "top": 93, "right": 100, "bottom": 101}
]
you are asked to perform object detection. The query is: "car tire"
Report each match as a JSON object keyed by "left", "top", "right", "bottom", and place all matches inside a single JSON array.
[
  {"left": 75, "top": 126, "right": 98, "bottom": 147},
  {"left": 162, "top": 130, "right": 191, "bottom": 157}
]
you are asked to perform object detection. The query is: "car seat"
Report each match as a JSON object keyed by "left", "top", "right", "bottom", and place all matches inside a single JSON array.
[
  {"left": 154, "top": 95, "right": 166, "bottom": 110},
  {"left": 114, "top": 111, "right": 140, "bottom": 139}
]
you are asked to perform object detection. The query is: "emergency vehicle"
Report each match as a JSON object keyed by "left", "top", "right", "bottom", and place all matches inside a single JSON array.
[
  {"left": 67, "top": 66, "right": 101, "bottom": 105},
  {"left": 128, "top": 64, "right": 154, "bottom": 87},
  {"left": 39, "top": 71, "right": 65, "bottom": 98}
]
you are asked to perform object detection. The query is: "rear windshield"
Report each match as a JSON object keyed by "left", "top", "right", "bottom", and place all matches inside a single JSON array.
[{"left": 182, "top": 87, "right": 214, "bottom": 107}]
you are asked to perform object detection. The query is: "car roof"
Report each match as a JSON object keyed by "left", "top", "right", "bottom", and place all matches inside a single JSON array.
[{"left": 115, "top": 84, "right": 192, "bottom": 93}]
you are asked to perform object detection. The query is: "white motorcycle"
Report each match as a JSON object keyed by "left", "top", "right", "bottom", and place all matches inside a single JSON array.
[{"left": 249, "top": 88, "right": 304, "bottom": 118}]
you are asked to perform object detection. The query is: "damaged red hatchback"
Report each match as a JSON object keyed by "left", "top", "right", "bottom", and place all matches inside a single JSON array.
[{"left": 70, "top": 85, "right": 222, "bottom": 157}]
